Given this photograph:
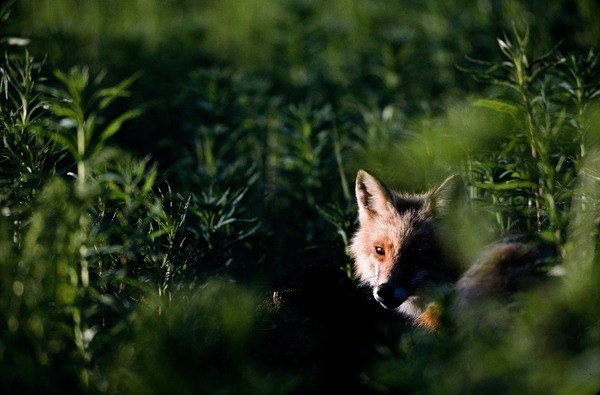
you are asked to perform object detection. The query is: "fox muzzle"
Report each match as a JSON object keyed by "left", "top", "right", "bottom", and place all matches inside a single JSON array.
[{"left": 374, "top": 283, "right": 409, "bottom": 309}]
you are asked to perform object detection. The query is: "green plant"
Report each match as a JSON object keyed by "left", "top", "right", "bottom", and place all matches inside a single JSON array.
[
  {"left": 0, "top": 45, "right": 66, "bottom": 240},
  {"left": 0, "top": 40, "right": 160, "bottom": 393},
  {"left": 44, "top": 66, "right": 143, "bottom": 186},
  {"left": 463, "top": 28, "right": 600, "bottom": 249}
]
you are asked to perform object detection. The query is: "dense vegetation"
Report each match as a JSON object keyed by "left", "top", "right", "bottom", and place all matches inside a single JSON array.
[{"left": 1, "top": 1, "right": 600, "bottom": 394}]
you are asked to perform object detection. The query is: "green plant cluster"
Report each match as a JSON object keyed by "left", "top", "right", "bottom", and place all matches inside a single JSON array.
[{"left": 1, "top": 1, "right": 600, "bottom": 394}]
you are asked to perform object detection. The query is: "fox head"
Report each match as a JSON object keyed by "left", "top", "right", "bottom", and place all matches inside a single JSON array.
[{"left": 349, "top": 170, "right": 465, "bottom": 314}]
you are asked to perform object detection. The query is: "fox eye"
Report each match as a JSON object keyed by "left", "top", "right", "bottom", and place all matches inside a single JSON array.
[{"left": 375, "top": 246, "right": 385, "bottom": 256}]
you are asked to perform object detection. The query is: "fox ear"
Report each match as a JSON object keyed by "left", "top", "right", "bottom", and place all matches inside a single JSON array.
[
  {"left": 427, "top": 174, "right": 466, "bottom": 217},
  {"left": 355, "top": 169, "right": 393, "bottom": 222}
]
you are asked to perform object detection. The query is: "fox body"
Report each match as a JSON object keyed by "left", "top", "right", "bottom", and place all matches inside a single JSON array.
[{"left": 349, "top": 170, "right": 547, "bottom": 330}]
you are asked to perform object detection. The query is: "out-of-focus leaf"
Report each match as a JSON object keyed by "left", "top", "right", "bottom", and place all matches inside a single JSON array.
[{"left": 472, "top": 99, "right": 520, "bottom": 117}]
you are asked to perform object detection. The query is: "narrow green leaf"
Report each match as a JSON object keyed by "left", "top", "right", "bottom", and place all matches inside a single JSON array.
[
  {"left": 97, "top": 71, "right": 142, "bottom": 111},
  {"left": 149, "top": 229, "right": 168, "bottom": 241},
  {"left": 50, "top": 105, "right": 81, "bottom": 123},
  {"left": 471, "top": 180, "right": 538, "bottom": 190},
  {"left": 47, "top": 130, "right": 79, "bottom": 159},
  {"left": 97, "top": 107, "right": 145, "bottom": 145},
  {"left": 472, "top": 99, "right": 520, "bottom": 117},
  {"left": 141, "top": 164, "right": 158, "bottom": 195}
]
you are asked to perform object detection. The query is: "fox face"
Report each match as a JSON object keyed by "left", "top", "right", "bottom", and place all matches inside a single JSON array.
[{"left": 349, "top": 170, "right": 465, "bottom": 323}]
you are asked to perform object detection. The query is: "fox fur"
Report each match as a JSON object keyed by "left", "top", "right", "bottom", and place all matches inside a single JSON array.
[{"left": 349, "top": 169, "right": 549, "bottom": 331}]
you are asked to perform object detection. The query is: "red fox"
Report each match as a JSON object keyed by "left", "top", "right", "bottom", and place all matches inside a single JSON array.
[{"left": 349, "top": 169, "right": 550, "bottom": 331}]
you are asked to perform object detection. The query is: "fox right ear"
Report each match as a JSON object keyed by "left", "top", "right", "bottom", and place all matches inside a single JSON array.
[
  {"left": 428, "top": 174, "right": 467, "bottom": 217},
  {"left": 355, "top": 169, "right": 393, "bottom": 222}
]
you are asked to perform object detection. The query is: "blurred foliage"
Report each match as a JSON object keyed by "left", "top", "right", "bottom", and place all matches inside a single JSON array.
[{"left": 1, "top": 0, "right": 600, "bottom": 394}]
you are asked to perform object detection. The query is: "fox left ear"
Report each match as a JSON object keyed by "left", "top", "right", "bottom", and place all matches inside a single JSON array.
[{"left": 427, "top": 174, "right": 467, "bottom": 217}]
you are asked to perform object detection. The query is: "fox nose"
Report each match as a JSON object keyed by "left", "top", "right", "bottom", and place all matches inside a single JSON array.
[{"left": 374, "top": 283, "right": 408, "bottom": 309}]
